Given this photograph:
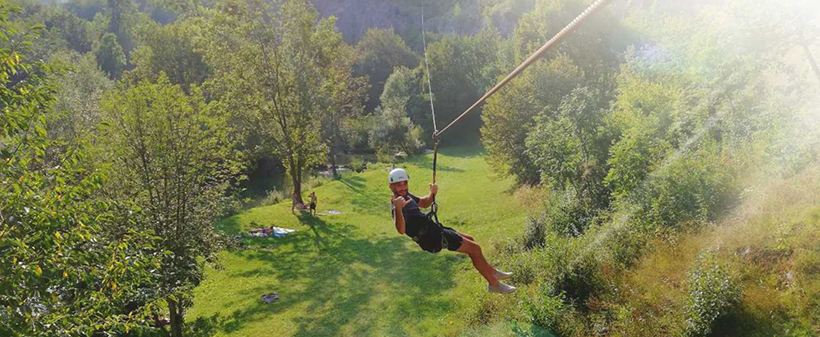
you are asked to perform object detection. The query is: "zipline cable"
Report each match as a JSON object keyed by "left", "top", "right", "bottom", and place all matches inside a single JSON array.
[{"left": 434, "top": 0, "right": 613, "bottom": 138}]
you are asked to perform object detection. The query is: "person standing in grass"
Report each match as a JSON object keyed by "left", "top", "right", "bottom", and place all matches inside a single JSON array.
[
  {"left": 388, "top": 168, "right": 516, "bottom": 294},
  {"left": 309, "top": 192, "right": 317, "bottom": 216}
]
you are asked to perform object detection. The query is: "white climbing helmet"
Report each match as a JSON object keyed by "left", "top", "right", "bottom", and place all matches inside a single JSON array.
[{"left": 388, "top": 168, "right": 410, "bottom": 184}]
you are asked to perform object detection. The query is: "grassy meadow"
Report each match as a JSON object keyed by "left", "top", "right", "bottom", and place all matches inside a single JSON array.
[{"left": 186, "top": 147, "right": 545, "bottom": 336}]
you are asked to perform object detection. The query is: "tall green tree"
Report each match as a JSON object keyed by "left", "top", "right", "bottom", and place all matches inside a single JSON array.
[
  {"left": 42, "top": 6, "right": 92, "bottom": 53},
  {"left": 380, "top": 65, "right": 429, "bottom": 135},
  {"left": 0, "top": 4, "right": 158, "bottom": 335},
  {"left": 369, "top": 66, "right": 427, "bottom": 156},
  {"left": 94, "top": 32, "right": 125, "bottom": 78},
  {"left": 128, "top": 18, "right": 211, "bottom": 91},
  {"left": 98, "top": 75, "right": 242, "bottom": 337},
  {"left": 426, "top": 29, "right": 500, "bottom": 143},
  {"left": 526, "top": 87, "right": 611, "bottom": 207},
  {"left": 203, "top": 0, "right": 352, "bottom": 204},
  {"left": 49, "top": 51, "right": 114, "bottom": 143},
  {"left": 320, "top": 43, "right": 368, "bottom": 177},
  {"left": 481, "top": 54, "right": 584, "bottom": 185},
  {"left": 354, "top": 27, "right": 418, "bottom": 111}
]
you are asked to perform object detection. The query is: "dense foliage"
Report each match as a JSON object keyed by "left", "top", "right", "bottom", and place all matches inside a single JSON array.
[
  {"left": 2, "top": 0, "right": 818, "bottom": 335},
  {"left": 0, "top": 3, "right": 158, "bottom": 335}
]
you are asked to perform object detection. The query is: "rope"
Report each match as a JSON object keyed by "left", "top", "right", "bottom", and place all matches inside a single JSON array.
[
  {"left": 434, "top": 0, "right": 613, "bottom": 138},
  {"left": 422, "top": 3, "right": 439, "bottom": 210},
  {"left": 421, "top": 5, "right": 438, "bottom": 133}
]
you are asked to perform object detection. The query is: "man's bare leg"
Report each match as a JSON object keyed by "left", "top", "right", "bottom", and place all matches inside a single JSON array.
[
  {"left": 458, "top": 231, "right": 475, "bottom": 241},
  {"left": 458, "top": 232, "right": 507, "bottom": 275},
  {"left": 456, "top": 238, "right": 499, "bottom": 287}
]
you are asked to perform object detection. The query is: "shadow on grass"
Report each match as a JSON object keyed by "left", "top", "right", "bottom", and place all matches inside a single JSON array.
[
  {"left": 199, "top": 214, "right": 462, "bottom": 336},
  {"left": 411, "top": 146, "right": 487, "bottom": 173},
  {"left": 415, "top": 158, "right": 466, "bottom": 173},
  {"left": 218, "top": 216, "right": 243, "bottom": 235},
  {"left": 339, "top": 175, "right": 389, "bottom": 215},
  {"left": 430, "top": 145, "right": 486, "bottom": 159}
]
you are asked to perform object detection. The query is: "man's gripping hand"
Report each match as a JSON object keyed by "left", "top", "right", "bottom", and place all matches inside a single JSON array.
[{"left": 429, "top": 183, "right": 438, "bottom": 196}]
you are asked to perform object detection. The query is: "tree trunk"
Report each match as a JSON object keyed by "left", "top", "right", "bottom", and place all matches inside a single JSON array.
[
  {"left": 330, "top": 152, "right": 338, "bottom": 179},
  {"left": 801, "top": 42, "right": 820, "bottom": 87},
  {"left": 291, "top": 168, "right": 303, "bottom": 205},
  {"left": 167, "top": 297, "right": 184, "bottom": 337}
]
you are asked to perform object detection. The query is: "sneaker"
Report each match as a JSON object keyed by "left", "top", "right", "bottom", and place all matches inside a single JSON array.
[
  {"left": 488, "top": 282, "right": 517, "bottom": 294},
  {"left": 494, "top": 270, "right": 512, "bottom": 280}
]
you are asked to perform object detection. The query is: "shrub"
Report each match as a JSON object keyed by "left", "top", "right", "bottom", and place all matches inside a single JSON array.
[
  {"left": 685, "top": 250, "right": 741, "bottom": 336},
  {"left": 368, "top": 105, "right": 425, "bottom": 156},
  {"left": 544, "top": 187, "right": 600, "bottom": 237},
  {"left": 594, "top": 217, "right": 648, "bottom": 269},
  {"left": 631, "top": 147, "right": 736, "bottom": 233},
  {"left": 347, "top": 157, "right": 367, "bottom": 172},
  {"left": 523, "top": 283, "right": 569, "bottom": 332},
  {"left": 260, "top": 188, "right": 287, "bottom": 207},
  {"left": 523, "top": 214, "right": 548, "bottom": 249},
  {"left": 341, "top": 115, "right": 375, "bottom": 152},
  {"left": 304, "top": 175, "right": 328, "bottom": 190}
]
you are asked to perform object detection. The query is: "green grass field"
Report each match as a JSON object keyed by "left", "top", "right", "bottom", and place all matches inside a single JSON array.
[{"left": 187, "top": 147, "right": 537, "bottom": 336}]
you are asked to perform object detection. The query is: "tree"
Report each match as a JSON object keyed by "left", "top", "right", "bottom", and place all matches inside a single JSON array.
[
  {"left": 94, "top": 32, "right": 126, "bottom": 78},
  {"left": 49, "top": 50, "right": 114, "bottom": 143},
  {"left": 354, "top": 27, "right": 418, "bottom": 111},
  {"left": 481, "top": 54, "right": 584, "bottom": 185},
  {"left": 730, "top": 0, "right": 820, "bottom": 86},
  {"left": 98, "top": 74, "right": 242, "bottom": 337},
  {"left": 1, "top": 4, "right": 158, "bottom": 335},
  {"left": 202, "top": 0, "right": 351, "bottom": 205},
  {"left": 128, "top": 18, "right": 211, "bottom": 91},
  {"left": 426, "top": 29, "right": 500, "bottom": 143},
  {"left": 319, "top": 43, "right": 368, "bottom": 177},
  {"left": 43, "top": 6, "right": 93, "bottom": 53},
  {"left": 526, "top": 87, "right": 611, "bottom": 207},
  {"left": 380, "top": 65, "right": 429, "bottom": 135},
  {"left": 105, "top": 0, "right": 134, "bottom": 52},
  {"left": 368, "top": 105, "right": 425, "bottom": 157}
]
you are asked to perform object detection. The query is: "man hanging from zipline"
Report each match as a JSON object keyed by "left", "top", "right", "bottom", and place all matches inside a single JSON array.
[
  {"left": 388, "top": 168, "right": 516, "bottom": 294},
  {"left": 390, "top": 0, "right": 609, "bottom": 295}
]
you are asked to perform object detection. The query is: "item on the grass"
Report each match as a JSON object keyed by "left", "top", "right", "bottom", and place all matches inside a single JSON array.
[
  {"left": 261, "top": 293, "right": 279, "bottom": 304},
  {"left": 327, "top": 209, "right": 343, "bottom": 215},
  {"left": 248, "top": 226, "right": 296, "bottom": 238}
]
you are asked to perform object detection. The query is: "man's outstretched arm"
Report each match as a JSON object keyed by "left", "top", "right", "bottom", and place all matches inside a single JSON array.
[{"left": 418, "top": 183, "right": 438, "bottom": 208}]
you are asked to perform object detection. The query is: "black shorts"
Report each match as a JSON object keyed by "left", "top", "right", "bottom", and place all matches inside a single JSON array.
[
  {"left": 309, "top": 202, "right": 316, "bottom": 210},
  {"left": 415, "top": 224, "right": 463, "bottom": 253}
]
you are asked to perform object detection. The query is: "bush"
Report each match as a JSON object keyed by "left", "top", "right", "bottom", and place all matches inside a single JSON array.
[
  {"left": 593, "top": 216, "right": 649, "bottom": 269},
  {"left": 523, "top": 283, "right": 570, "bottom": 332},
  {"left": 368, "top": 105, "right": 424, "bottom": 156},
  {"left": 523, "top": 214, "right": 548, "bottom": 249},
  {"left": 544, "top": 187, "right": 600, "bottom": 237},
  {"left": 631, "top": 147, "right": 736, "bottom": 233},
  {"left": 260, "top": 188, "right": 287, "bottom": 207},
  {"left": 341, "top": 115, "right": 375, "bottom": 152},
  {"left": 347, "top": 156, "right": 367, "bottom": 172},
  {"left": 304, "top": 175, "right": 328, "bottom": 190},
  {"left": 685, "top": 250, "right": 741, "bottom": 336}
]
